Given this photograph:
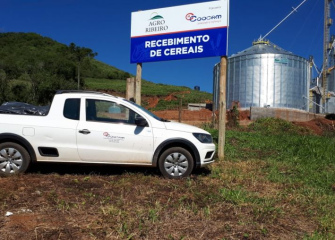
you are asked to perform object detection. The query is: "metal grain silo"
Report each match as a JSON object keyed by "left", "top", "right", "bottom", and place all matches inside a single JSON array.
[{"left": 213, "top": 40, "right": 311, "bottom": 111}]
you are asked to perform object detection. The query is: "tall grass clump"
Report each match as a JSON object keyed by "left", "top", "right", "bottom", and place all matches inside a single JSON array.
[{"left": 248, "top": 117, "right": 312, "bottom": 135}]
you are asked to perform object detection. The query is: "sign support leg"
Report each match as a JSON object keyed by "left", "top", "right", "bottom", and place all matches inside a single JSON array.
[
  {"left": 135, "top": 63, "right": 142, "bottom": 105},
  {"left": 218, "top": 56, "right": 227, "bottom": 160}
]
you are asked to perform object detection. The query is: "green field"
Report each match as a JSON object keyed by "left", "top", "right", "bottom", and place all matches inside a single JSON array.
[
  {"left": 85, "top": 77, "right": 213, "bottom": 110},
  {"left": 1, "top": 118, "right": 334, "bottom": 239}
]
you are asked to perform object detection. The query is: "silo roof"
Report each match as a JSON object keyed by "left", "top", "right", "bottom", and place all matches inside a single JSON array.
[{"left": 230, "top": 41, "right": 294, "bottom": 57}]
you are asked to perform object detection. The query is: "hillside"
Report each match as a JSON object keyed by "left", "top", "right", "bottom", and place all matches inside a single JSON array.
[
  {"left": 0, "top": 32, "right": 131, "bottom": 80},
  {"left": 0, "top": 32, "right": 212, "bottom": 108}
]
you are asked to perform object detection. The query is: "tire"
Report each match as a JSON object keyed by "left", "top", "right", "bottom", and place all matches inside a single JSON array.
[
  {"left": 0, "top": 142, "right": 31, "bottom": 176},
  {"left": 158, "top": 147, "right": 194, "bottom": 179}
]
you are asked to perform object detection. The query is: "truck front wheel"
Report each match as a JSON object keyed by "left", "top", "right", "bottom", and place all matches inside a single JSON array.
[
  {"left": 0, "top": 142, "right": 31, "bottom": 176},
  {"left": 158, "top": 147, "right": 194, "bottom": 179}
]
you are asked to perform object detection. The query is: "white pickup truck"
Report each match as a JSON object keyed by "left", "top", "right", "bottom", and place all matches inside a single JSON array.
[{"left": 0, "top": 91, "right": 215, "bottom": 178}]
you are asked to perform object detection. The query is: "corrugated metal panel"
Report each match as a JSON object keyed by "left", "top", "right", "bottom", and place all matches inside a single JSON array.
[{"left": 213, "top": 42, "right": 310, "bottom": 111}]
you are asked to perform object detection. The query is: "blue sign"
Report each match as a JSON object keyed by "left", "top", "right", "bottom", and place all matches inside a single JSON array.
[
  {"left": 130, "top": 1, "right": 229, "bottom": 63},
  {"left": 131, "top": 27, "right": 228, "bottom": 63}
]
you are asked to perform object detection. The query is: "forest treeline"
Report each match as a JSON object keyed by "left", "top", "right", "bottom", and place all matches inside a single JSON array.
[{"left": 0, "top": 32, "right": 130, "bottom": 105}]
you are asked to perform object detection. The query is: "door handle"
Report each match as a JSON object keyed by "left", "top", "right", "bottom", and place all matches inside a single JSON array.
[{"left": 79, "top": 129, "right": 91, "bottom": 134}]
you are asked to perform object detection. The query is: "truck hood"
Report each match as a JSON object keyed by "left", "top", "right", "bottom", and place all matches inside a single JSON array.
[{"left": 163, "top": 121, "right": 209, "bottom": 134}]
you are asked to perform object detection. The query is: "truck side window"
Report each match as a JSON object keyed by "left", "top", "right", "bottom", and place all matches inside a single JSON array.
[
  {"left": 86, "top": 99, "right": 138, "bottom": 124},
  {"left": 64, "top": 98, "right": 80, "bottom": 120}
]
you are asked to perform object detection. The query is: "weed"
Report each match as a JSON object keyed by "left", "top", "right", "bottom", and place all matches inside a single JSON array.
[
  {"left": 118, "top": 222, "right": 129, "bottom": 237},
  {"left": 83, "top": 176, "right": 90, "bottom": 181},
  {"left": 227, "top": 105, "right": 240, "bottom": 128},
  {"left": 203, "top": 205, "right": 210, "bottom": 218},
  {"left": 243, "top": 233, "right": 249, "bottom": 238},
  {"left": 57, "top": 199, "right": 72, "bottom": 211},
  {"left": 101, "top": 205, "right": 119, "bottom": 216},
  {"left": 46, "top": 191, "right": 58, "bottom": 204},
  {"left": 304, "top": 232, "right": 335, "bottom": 239},
  {"left": 253, "top": 202, "right": 283, "bottom": 223},
  {"left": 186, "top": 177, "right": 193, "bottom": 188},
  {"left": 260, "top": 226, "right": 268, "bottom": 236},
  {"left": 209, "top": 165, "right": 223, "bottom": 179},
  {"left": 220, "top": 188, "right": 250, "bottom": 205},
  {"left": 148, "top": 209, "right": 158, "bottom": 223}
]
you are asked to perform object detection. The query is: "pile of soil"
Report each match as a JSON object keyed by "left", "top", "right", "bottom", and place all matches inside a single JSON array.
[{"left": 293, "top": 118, "right": 335, "bottom": 135}]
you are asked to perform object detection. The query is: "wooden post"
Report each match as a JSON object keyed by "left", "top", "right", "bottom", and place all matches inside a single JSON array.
[
  {"left": 218, "top": 56, "right": 227, "bottom": 160},
  {"left": 178, "top": 98, "right": 182, "bottom": 122},
  {"left": 135, "top": 63, "right": 142, "bottom": 105},
  {"left": 126, "top": 77, "right": 135, "bottom": 101}
]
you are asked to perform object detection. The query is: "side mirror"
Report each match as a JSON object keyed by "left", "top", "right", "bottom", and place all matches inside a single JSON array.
[{"left": 135, "top": 116, "right": 148, "bottom": 127}]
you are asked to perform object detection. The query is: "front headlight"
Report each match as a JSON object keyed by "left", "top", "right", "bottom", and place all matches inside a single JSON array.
[{"left": 192, "top": 133, "right": 213, "bottom": 143}]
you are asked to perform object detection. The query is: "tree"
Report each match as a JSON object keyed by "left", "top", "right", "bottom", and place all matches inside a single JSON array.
[
  {"left": 0, "top": 69, "right": 9, "bottom": 104},
  {"left": 69, "top": 43, "right": 97, "bottom": 89}
]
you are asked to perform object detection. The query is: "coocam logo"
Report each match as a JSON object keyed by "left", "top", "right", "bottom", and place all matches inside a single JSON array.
[{"left": 185, "top": 13, "right": 222, "bottom": 22}]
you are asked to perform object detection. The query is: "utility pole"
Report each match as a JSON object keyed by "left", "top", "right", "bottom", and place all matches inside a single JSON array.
[{"left": 322, "top": 0, "right": 332, "bottom": 111}]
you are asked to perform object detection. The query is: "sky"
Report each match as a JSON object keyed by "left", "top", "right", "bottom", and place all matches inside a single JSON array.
[{"left": 0, "top": 0, "right": 331, "bottom": 93}]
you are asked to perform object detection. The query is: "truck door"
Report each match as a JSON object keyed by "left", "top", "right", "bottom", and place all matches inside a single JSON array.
[{"left": 76, "top": 98, "right": 154, "bottom": 164}]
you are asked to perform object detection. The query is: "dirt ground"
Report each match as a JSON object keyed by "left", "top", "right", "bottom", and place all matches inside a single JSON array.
[
  {"left": 1, "top": 109, "right": 334, "bottom": 239},
  {"left": 0, "top": 164, "right": 320, "bottom": 240}
]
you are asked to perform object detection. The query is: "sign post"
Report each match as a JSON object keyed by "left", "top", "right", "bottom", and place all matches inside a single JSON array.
[
  {"left": 130, "top": 0, "right": 229, "bottom": 158},
  {"left": 126, "top": 77, "right": 135, "bottom": 100},
  {"left": 218, "top": 56, "right": 227, "bottom": 159},
  {"left": 135, "top": 63, "right": 142, "bottom": 105}
]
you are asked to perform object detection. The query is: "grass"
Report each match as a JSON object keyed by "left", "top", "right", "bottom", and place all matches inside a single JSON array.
[
  {"left": 85, "top": 77, "right": 213, "bottom": 110},
  {"left": 221, "top": 119, "right": 335, "bottom": 238},
  {"left": 85, "top": 77, "right": 193, "bottom": 96},
  {"left": 201, "top": 118, "right": 335, "bottom": 238},
  {"left": 84, "top": 78, "right": 127, "bottom": 93},
  {"left": 85, "top": 77, "right": 212, "bottom": 97},
  {"left": 0, "top": 118, "right": 335, "bottom": 239}
]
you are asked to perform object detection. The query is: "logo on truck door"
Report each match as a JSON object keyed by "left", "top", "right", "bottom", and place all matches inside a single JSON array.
[{"left": 103, "top": 132, "right": 125, "bottom": 143}]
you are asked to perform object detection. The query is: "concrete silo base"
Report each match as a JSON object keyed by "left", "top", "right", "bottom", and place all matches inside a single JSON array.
[{"left": 250, "top": 107, "right": 324, "bottom": 122}]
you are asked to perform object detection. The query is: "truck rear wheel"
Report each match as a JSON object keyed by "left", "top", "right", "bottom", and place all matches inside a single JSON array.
[
  {"left": 158, "top": 147, "right": 194, "bottom": 179},
  {"left": 0, "top": 142, "right": 31, "bottom": 176}
]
